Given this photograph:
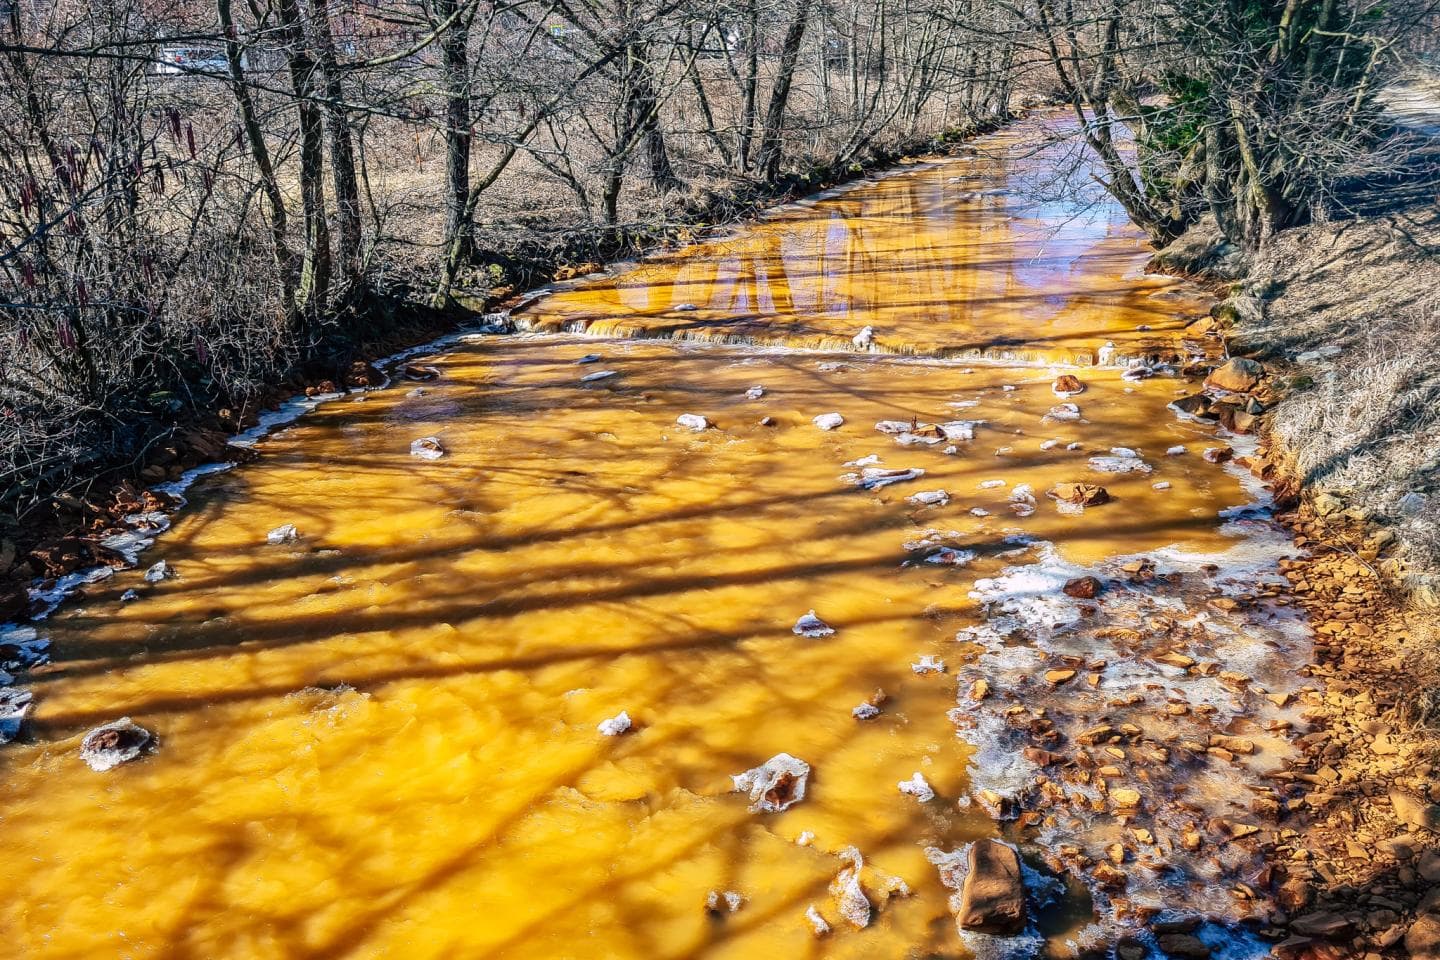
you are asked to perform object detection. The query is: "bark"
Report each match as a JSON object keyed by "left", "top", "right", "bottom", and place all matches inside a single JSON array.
[
  {"left": 433, "top": 0, "right": 473, "bottom": 264},
  {"left": 276, "top": 0, "right": 331, "bottom": 317},
  {"left": 307, "top": 0, "right": 363, "bottom": 294},
  {"left": 755, "top": 0, "right": 814, "bottom": 183}
]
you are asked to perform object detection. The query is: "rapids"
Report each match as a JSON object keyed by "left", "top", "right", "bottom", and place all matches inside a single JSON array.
[{"left": 0, "top": 119, "right": 1305, "bottom": 959}]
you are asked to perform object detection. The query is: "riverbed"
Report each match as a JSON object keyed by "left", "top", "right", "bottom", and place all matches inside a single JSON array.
[{"left": 0, "top": 120, "right": 1306, "bottom": 958}]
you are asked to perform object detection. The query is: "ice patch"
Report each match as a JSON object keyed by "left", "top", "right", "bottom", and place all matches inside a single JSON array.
[
  {"left": 898, "top": 772, "right": 936, "bottom": 801},
  {"left": 597, "top": 711, "right": 632, "bottom": 736},
  {"left": 793, "top": 610, "right": 836, "bottom": 638}
]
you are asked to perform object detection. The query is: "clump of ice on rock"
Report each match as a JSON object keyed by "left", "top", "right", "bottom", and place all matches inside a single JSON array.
[
  {"left": 580, "top": 369, "right": 617, "bottom": 382},
  {"left": 676, "top": 413, "right": 710, "bottom": 432},
  {"left": 79, "top": 717, "right": 155, "bottom": 772},
  {"left": 792, "top": 610, "right": 835, "bottom": 638},
  {"left": 267, "top": 524, "right": 299, "bottom": 544},
  {"left": 732, "top": 753, "right": 810, "bottom": 813},
  {"left": 912, "top": 655, "right": 947, "bottom": 674},
  {"left": 410, "top": 436, "right": 445, "bottom": 460},
  {"left": 908, "top": 490, "right": 950, "bottom": 506},
  {"left": 842, "top": 467, "right": 925, "bottom": 490},
  {"left": 813, "top": 412, "right": 845, "bottom": 430},
  {"left": 1088, "top": 448, "right": 1152, "bottom": 474}
]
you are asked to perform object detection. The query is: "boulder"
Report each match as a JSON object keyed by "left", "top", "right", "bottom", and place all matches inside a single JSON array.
[
  {"left": 958, "top": 840, "right": 1027, "bottom": 934},
  {"left": 1289, "top": 911, "right": 1355, "bottom": 939},
  {"left": 1156, "top": 933, "right": 1212, "bottom": 959},
  {"left": 1205, "top": 357, "right": 1263, "bottom": 393},
  {"left": 1063, "top": 576, "right": 1103, "bottom": 599},
  {"left": 1408, "top": 916, "right": 1440, "bottom": 960}
]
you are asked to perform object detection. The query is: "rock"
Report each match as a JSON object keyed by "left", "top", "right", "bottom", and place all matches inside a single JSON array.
[
  {"left": 1408, "top": 916, "right": 1440, "bottom": 960},
  {"left": 1205, "top": 357, "right": 1263, "bottom": 392},
  {"left": 580, "top": 369, "right": 618, "bottom": 382},
  {"left": 410, "top": 436, "right": 445, "bottom": 460},
  {"left": 597, "top": 711, "right": 631, "bottom": 736},
  {"left": 0, "top": 584, "right": 29, "bottom": 621},
  {"left": 1169, "top": 394, "right": 1218, "bottom": 421},
  {"left": 969, "top": 679, "right": 991, "bottom": 701},
  {"left": 676, "top": 414, "right": 711, "bottom": 432},
  {"left": 792, "top": 610, "right": 835, "bottom": 638},
  {"left": 813, "top": 412, "right": 845, "bottom": 430},
  {"left": 958, "top": 840, "right": 1027, "bottom": 934},
  {"left": 845, "top": 467, "right": 925, "bottom": 490},
  {"left": 143, "top": 560, "right": 173, "bottom": 583},
  {"left": 852, "top": 702, "right": 880, "bottom": 720},
  {"left": 852, "top": 326, "right": 876, "bottom": 350},
  {"left": 1110, "top": 787, "right": 1142, "bottom": 809},
  {"left": 1418, "top": 849, "right": 1440, "bottom": 883},
  {"left": 1044, "top": 669, "right": 1076, "bottom": 685},
  {"left": 1048, "top": 482, "right": 1110, "bottom": 507},
  {"left": 575, "top": 354, "right": 602, "bottom": 364},
  {"left": 745, "top": 385, "right": 765, "bottom": 400},
  {"left": 401, "top": 363, "right": 440, "bottom": 381},
  {"left": 266, "top": 524, "right": 299, "bottom": 544},
  {"left": 1289, "top": 911, "right": 1355, "bottom": 939},
  {"left": 79, "top": 717, "right": 154, "bottom": 772},
  {"left": 1202, "top": 446, "right": 1233, "bottom": 464},
  {"left": 1278, "top": 877, "right": 1314, "bottom": 912},
  {"left": 1313, "top": 492, "right": 1343, "bottom": 517},
  {"left": 1209, "top": 735, "right": 1256, "bottom": 755},
  {"left": 1391, "top": 789, "right": 1440, "bottom": 832},
  {"left": 758, "top": 416, "right": 774, "bottom": 426},
  {"left": 907, "top": 490, "right": 950, "bottom": 506},
  {"left": 673, "top": 302, "right": 698, "bottom": 311},
  {"left": 1053, "top": 375, "right": 1085, "bottom": 397},
  {"left": 1045, "top": 402, "right": 1083, "bottom": 422},
  {"left": 1063, "top": 576, "right": 1102, "bottom": 599},
  {"left": 732, "top": 753, "right": 811, "bottom": 812},
  {"left": 1156, "top": 933, "right": 1212, "bottom": 958}
]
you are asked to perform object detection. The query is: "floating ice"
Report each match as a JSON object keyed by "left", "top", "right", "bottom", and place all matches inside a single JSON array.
[
  {"left": 732, "top": 753, "right": 811, "bottom": 812},
  {"left": 912, "top": 655, "right": 947, "bottom": 674},
  {"left": 1153, "top": 481, "right": 1172, "bottom": 491},
  {"left": 793, "top": 610, "right": 836, "bottom": 638},
  {"left": 597, "top": 711, "right": 632, "bottom": 736},
  {"left": 267, "top": 524, "right": 299, "bottom": 544},
  {"left": 853, "top": 702, "right": 880, "bottom": 720},
  {"left": 580, "top": 369, "right": 618, "bottom": 382},
  {"left": 1040, "top": 439, "right": 1061, "bottom": 451},
  {"left": 898, "top": 772, "right": 936, "bottom": 801},
  {"left": 1167, "top": 445, "right": 1187, "bottom": 456},
  {"left": 979, "top": 479, "right": 1006, "bottom": 489},
  {"left": 410, "top": 436, "right": 445, "bottom": 461},
  {"left": 745, "top": 385, "right": 765, "bottom": 400},
  {"left": 673, "top": 302, "right": 698, "bottom": 311},
  {"left": 805, "top": 905, "right": 831, "bottom": 936},
  {"left": 1089, "top": 449, "right": 1152, "bottom": 473},
  {"left": 908, "top": 490, "right": 950, "bottom": 506},
  {"left": 813, "top": 412, "right": 845, "bottom": 430},
  {"left": 676, "top": 414, "right": 711, "bottom": 432}
]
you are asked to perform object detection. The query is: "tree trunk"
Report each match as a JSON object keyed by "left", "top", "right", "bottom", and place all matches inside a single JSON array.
[
  {"left": 308, "top": 0, "right": 363, "bottom": 294},
  {"left": 433, "top": 0, "right": 473, "bottom": 264},
  {"left": 755, "top": 0, "right": 813, "bottom": 183},
  {"left": 276, "top": 0, "right": 331, "bottom": 318}
]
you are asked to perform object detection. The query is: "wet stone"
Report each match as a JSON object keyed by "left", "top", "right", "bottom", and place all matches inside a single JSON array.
[{"left": 958, "top": 840, "right": 1027, "bottom": 934}]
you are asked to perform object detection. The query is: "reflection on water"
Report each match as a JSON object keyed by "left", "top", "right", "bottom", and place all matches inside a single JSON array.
[
  {"left": 517, "top": 122, "right": 1211, "bottom": 363},
  {"left": 0, "top": 119, "right": 1298, "bottom": 960}
]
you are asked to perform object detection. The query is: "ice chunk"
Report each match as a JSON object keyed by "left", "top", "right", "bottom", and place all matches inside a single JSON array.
[
  {"left": 1040, "top": 438, "right": 1061, "bottom": 450},
  {"left": 673, "top": 302, "right": 698, "bottom": 311},
  {"left": 908, "top": 490, "right": 950, "bottom": 506},
  {"left": 676, "top": 414, "right": 711, "bottom": 432},
  {"left": 805, "top": 905, "right": 831, "bottom": 936},
  {"left": 793, "top": 610, "right": 835, "bottom": 638},
  {"left": 410, "top": 436, "right": 445, "bottom": 460},
  {"left": 898, "top": 772, "right": 936, "bottom": 801},
  {"left": 831, "top": 866, "right": 872, "bottom": 928},
  {"left": 1166, "top": 445, "right": 1187, "bottom": 456},
  {"left": 597, "top": 711, "right": 632, "bottom": 736},
  {"left": 267, "top": 523, "right": 299, "bottom": 544},
  {"left": 705, "top": 890, "right": 744, "bottom": 914},
  {"left": 1088, "top": 453, "right": 1152, "bottom": 474},
  {"left": 79, "top": 717, "right": 154, "bottom": 772},
  {"left": 144, "top": 560, "right": 172, "bottom": 583},
  {"left": 912, "top": 655, "right": 947, "bottom": 674},
  {"left": 813, "top": 412, "right": 845, "bottom": 430},
  {"left": 0, "top": 688, "right": 32, "bottom": 744},
  {"left": 1098, "top": 341, "right": 1117, "bottom": 365},
  {"left": 732, "top": 753, "right": 811, "bottom": 812},
  {"left": 1153, "top": 481, "right": 1172, "bottom": 491},
  {"left": 745, "top": 385, "right": 765, "bottom": 400},
  {"left": 843, "top": 467, "right": 924, "bottom": 490},
  {"left": 853, "top": 702, "right": 880, "bottom": 720},
  {"left": 844, "top": 454, "right": 881, "bottom": 467},
  {"left": 580, "top": 369, "right": 618, "bottom": 382},
  {"left": 979, "top": 479, "right": 1006, "bottom": 489},
  {"left": 853, "top": 326, "right": 876, "bottom": 349},
  {"left": 120, "top": 589, "right": 139, "bottom": 603}
]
